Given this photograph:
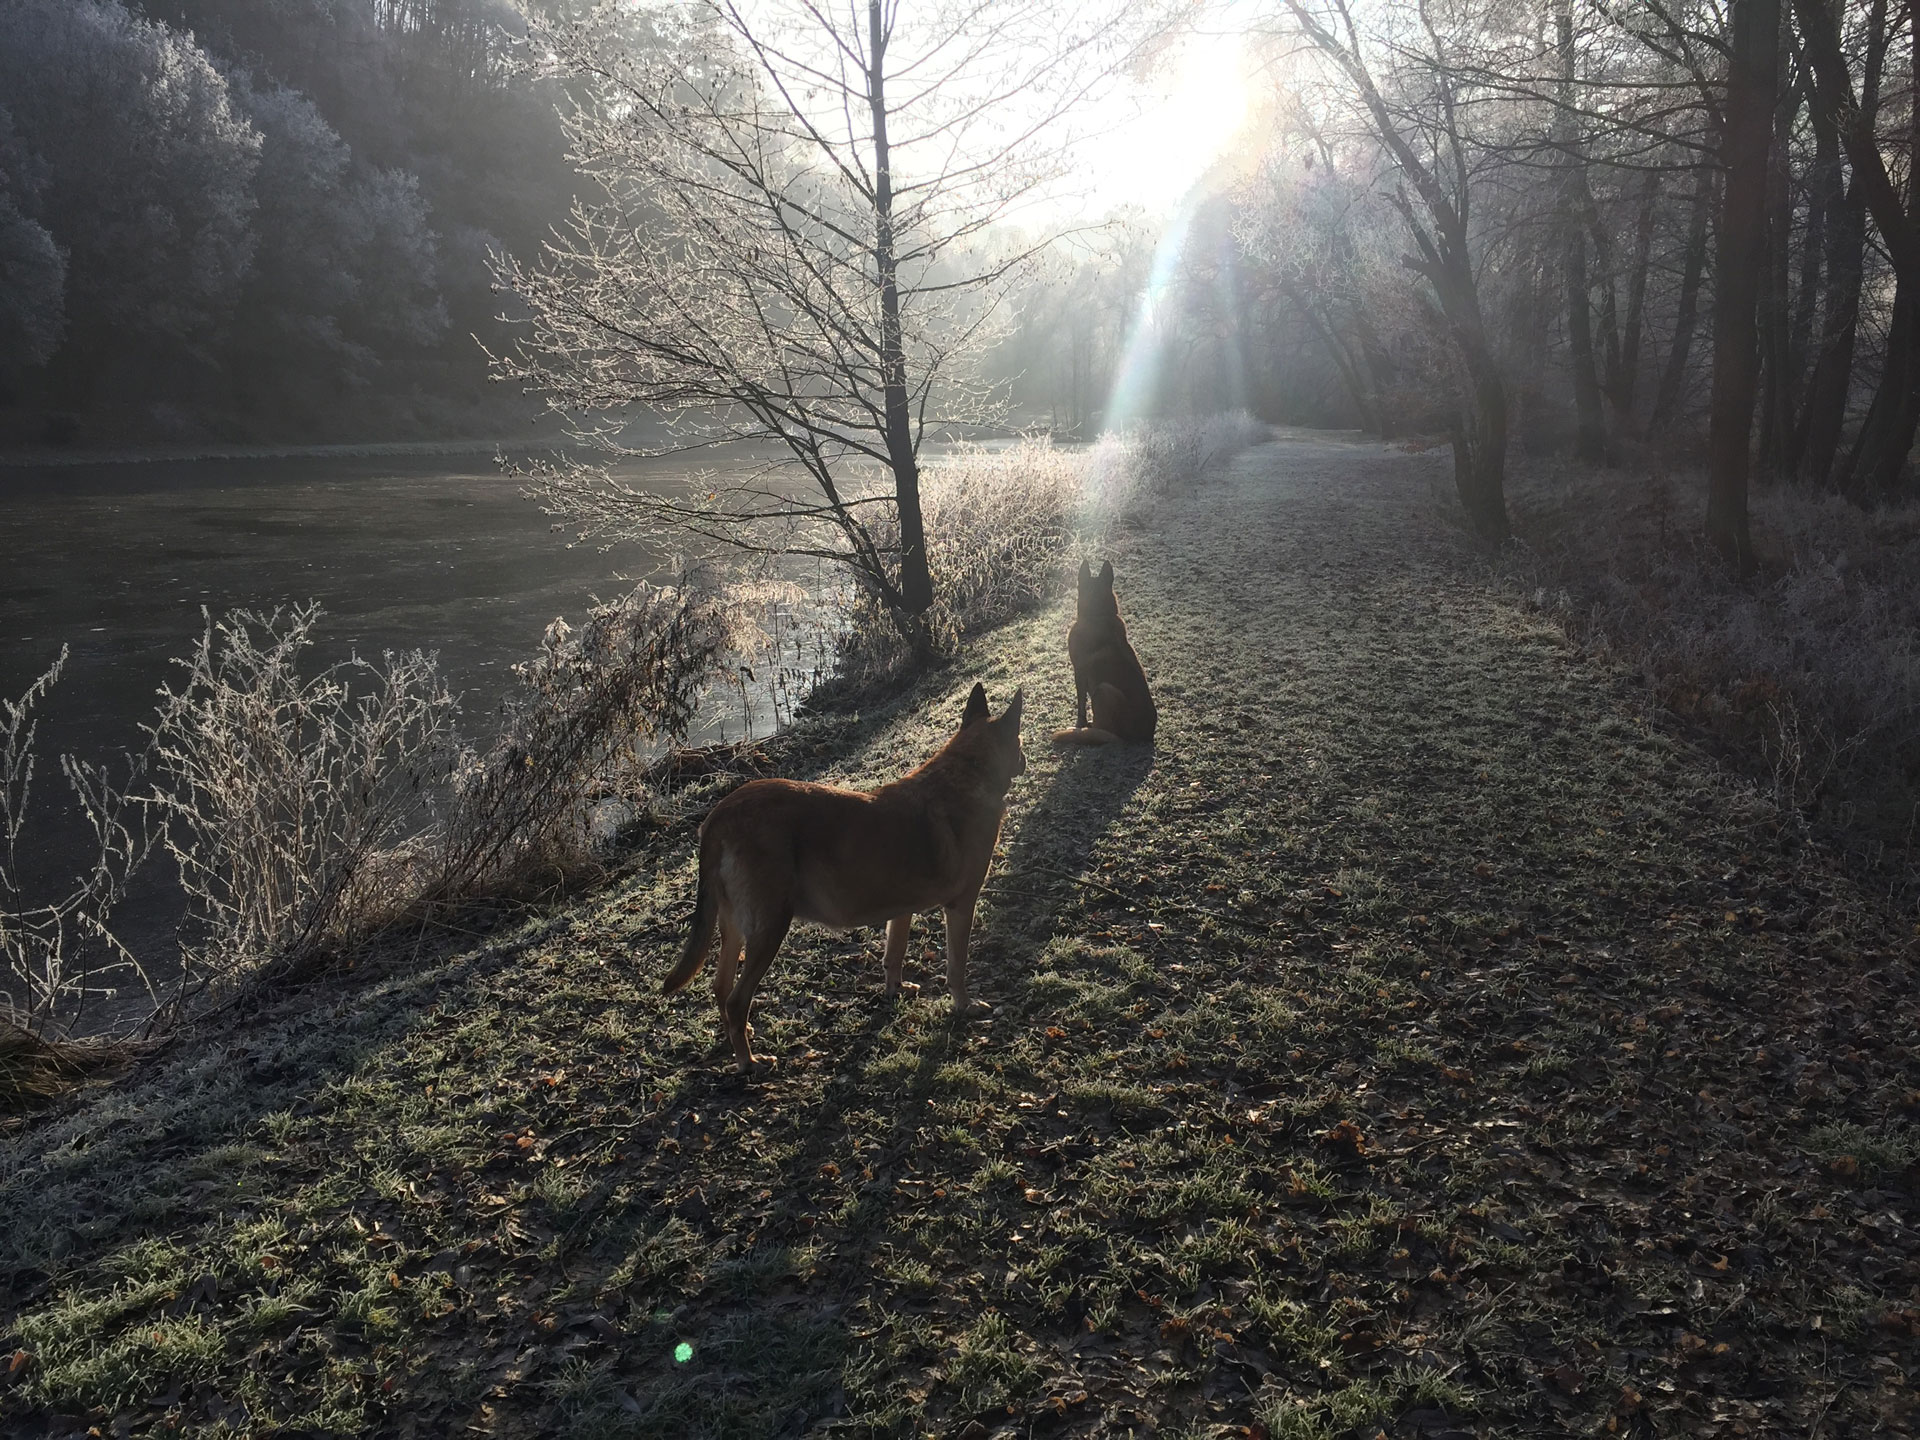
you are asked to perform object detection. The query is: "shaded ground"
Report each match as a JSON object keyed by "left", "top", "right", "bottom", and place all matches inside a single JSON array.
[{"left": 3, "top": 436, "right": 1917, "bottom": 1438}]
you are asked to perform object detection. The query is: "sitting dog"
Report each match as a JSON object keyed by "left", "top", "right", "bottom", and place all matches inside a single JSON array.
[
  {"left": 1053, "top": 559, "right": 1156, "bottom": 745},
  {"left": 663, "top": 683, "right": 1026, "bottom": 1071}
]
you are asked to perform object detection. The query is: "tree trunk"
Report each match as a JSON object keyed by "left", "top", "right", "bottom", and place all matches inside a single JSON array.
[
  {"left": 1839, "top": 282, "right": 1920, "bottom": 496},
  {"left": 1649, "top": 163, "right": 1715, "bottom": 433},
  {"left": 1559, "top": 3, "right": 1607, "bottom": 461},
  {"left": 1282, "top": 0, "right": 1507, "bottom": 538},
  {"left": 1606, "top": 168, "right": 1661, "bottom": 421},
  {"left": 1282, "top": 281, "right": 1380, "bottom": 432},
  {"left": 1795, "top": 0, "right": 1884, "bottom": 486},
  {"left": 1790, "top": 111, "right": 1831, "bottom": 388},
  {"left": 1565, "top": 224, "right": 1607, "bottom": 461},
  {"left": 1782, "top": 106, "right": 1834, "bottom": 476},
  {"left": 1323, "top": 219, "right": 1399, "bottom": 436},
  {"left": 1706, "top": 0, "right": 1781, "bottom": 572},
  {"left": 1757, "top": 76, "right": 1800, "bottom": 475},
  {"left": 1796, "top": 146, "right": 1861, "bottom": 488},
  {"left": 1350, "top": 305, "right": 1400, "bottom": 437},
  {"left": 1860, "top": 0, "right": 1920, "bottom": 497},
  {"left": 1792, "top": 0, "right": 1917, "bottom": 281},
  {"left": 1451, "top": 327, "right": 1511, "bottom": 542},
  {"left": 867, "top": 0, "right": 933, "bottom": 622}
]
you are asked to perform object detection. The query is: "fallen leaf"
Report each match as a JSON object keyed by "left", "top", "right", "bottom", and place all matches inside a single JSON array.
[
  {"left": 1319, "top": 1120, "right": 1367, "bottom": 1155},
  {"left": 1876, "top": 1309, "right": 1920, "bottom": 1337}
]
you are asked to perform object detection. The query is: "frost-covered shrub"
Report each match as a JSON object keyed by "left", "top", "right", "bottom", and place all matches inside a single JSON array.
[
  {"left": 0, "top": 182, "right": 64, "bottom": 367},
  {"left": 829, "top": 414, "right": 1268, "bottom": 696},
  {"left": 1, "top": 650, "right": 154, "bottom": 1027},
  {"left": 432, "top": 580, "right": 743, "bottom": 898},
  {"left": 1503, "top": 463, "right": 1920, "bottom": 888},
  {"left": 6, "top": 579, "right": 749, "bottom": 1030},
  {"left": 144, "top": 606, "right": 458, "bottom": 986}
]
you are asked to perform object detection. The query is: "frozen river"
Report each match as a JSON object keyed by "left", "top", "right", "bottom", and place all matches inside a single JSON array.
[
  {"left": 1, "top": 447, "right": 792, "bottom": 763},
  {"left": 0, "top": 445, "right": 817, "bottom": 1012}
]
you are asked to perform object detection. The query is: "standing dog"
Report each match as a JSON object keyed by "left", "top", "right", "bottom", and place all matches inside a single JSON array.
[
  {"left": 1053, "top": 559, "right": 1156, "bottom": 745},
  {"left": 663, "top": 683, "right": 1026, "bottom": 1071}
]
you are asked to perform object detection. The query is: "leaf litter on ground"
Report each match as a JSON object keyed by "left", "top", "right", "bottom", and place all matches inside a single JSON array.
[{"left": 1, "top": 434, "right": 1916, "bottom": 1438}]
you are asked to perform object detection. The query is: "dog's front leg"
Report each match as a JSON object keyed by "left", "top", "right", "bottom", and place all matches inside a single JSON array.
[
  {"left": 882, "top": 914, "right": 917, "bottom": 996},
  {"left": 942, "top": 894, "right": 990, "bottom": 1017}
]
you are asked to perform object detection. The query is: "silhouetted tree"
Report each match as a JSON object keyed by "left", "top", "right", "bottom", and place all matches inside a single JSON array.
[{"left": 500, "top": 0, "right": 1160, "bottom": 641}]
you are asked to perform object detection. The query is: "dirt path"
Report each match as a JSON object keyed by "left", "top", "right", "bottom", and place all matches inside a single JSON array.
[{"left": 3, "top": 436, "right": 1916, "bottom": 1439}]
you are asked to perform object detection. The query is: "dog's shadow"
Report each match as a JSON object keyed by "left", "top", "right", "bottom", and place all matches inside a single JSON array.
[{"left": 975, "top": 737, "right": 1156, "bottom": 963}]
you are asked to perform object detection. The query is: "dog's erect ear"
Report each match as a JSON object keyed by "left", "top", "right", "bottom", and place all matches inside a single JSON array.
[
  {"left": 1003, "top": 687, "right": 1024, "bottom": 731},
  {"left": 1078, "top": 558, "right": 1092, "bottom": 585},
  {"left": 963, "top": 681, "right": 990, "bottom": 726},
  {"left": 1099, "top": 559, "right": 1114, "bottom": 586}
]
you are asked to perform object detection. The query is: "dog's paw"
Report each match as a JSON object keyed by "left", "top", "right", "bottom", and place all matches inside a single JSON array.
[
  {"left": 732, "top": 1054, "right": 776, "bottom": 1077},
  {"left": 883, "top": 980, "right": 922, "bottom": 1003},
  {"left": 950, "top": 997, "right": 992, "bottom": 1021}
]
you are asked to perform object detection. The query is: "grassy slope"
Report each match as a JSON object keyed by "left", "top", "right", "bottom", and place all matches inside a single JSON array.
[{"left": 3, "top": 437, "right": 1918, "bottom": 1439}]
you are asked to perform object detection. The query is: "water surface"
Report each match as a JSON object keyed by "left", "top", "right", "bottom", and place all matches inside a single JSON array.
[
  {"left": 1, "top": 450, "right": 716, "bottom": 761},
  {"left": 1, "top": 447, "right": 799, "bottom": 1016}
]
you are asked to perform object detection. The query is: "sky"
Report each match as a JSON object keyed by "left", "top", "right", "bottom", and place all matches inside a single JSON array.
[{"left": 717, "top": 0, "right": 1267, "bottom": 228}]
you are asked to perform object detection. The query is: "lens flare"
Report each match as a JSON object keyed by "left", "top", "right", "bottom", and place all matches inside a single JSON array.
[
  {"left": 1103, "top": 207, "right": 1197, "bottom": 431},
  {"left": 1096, "top": 24, "right": 1257, "bottom": 431}
]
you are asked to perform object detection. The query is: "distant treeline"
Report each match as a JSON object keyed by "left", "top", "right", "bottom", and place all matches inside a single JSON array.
[{"left": 0, "top": 0, "right": 584, "bottom": 446}]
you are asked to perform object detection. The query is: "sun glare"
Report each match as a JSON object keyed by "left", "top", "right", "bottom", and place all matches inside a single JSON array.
[
  {"left": 1082, "top": 24, "right": 1257, "bottom": 216},
  {"left": 1091, "top": 20, "right": 1260, "bottom": 432}
]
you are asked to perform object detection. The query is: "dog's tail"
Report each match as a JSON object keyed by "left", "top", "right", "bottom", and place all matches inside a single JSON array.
[
  {"left": 1050, "top": 725, "right": 1121, "bottom": 746},
  {"left": 662, "top": 838, "right": 719, "bottom": 994}
]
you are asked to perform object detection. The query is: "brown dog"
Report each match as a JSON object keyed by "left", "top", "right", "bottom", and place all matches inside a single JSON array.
[
  {"left": 663, "top": 683, "right": 1026, "bottom": 1071},
  {"left": 1053, "top": 559, "right": 1156, "bottom": 745}
]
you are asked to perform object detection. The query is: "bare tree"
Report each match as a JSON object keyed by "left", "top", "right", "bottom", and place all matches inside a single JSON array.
[
  {"left": 1793, "top": 0, "right": 1920, "bottom": 499},
  {"left": 1705, "top": 0, "right": 1779, "bottom": 572},
  {"left": 1648, "top": 157, "right": 1716, "bottom": 434},
  {"left": 1792, "top": 0, "right": 1885, "bottom": 488},
  {"left": 1558, "top": 0, "right": 1610, "bottom": 461},
  {"left": 1237, "top": 111, "right": 1408, "bottom": 436},
  {"left": 498, "top": 0, "right": 1157, "bottom": 647},
  {"left": 1281, "top": 0, "right": 1513, "bottom": 542}
]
